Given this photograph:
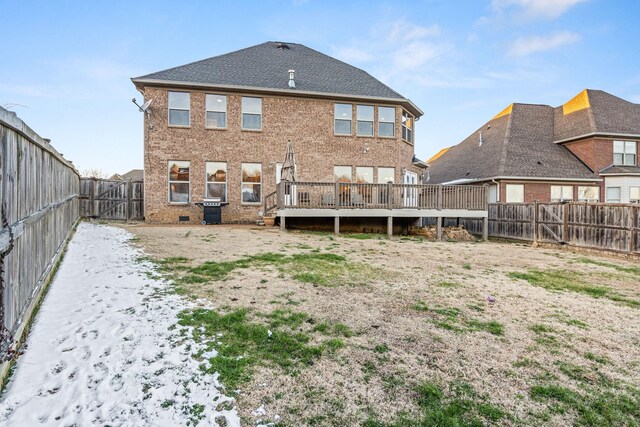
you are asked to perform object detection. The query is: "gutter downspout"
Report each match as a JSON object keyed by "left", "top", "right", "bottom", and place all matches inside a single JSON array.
[{"left": 491, "top": 179, "right": 500, "bottom": 203}]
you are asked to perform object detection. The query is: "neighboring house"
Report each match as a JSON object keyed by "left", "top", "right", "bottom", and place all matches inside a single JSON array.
[
  {"left": 427, "top": 90, "right": 640, "bottom": 204},
  {"left": 132, "top": 41, "right": 425, "bottom": 223},
  {"left": 109, "top": 169, "right": 144, "bottom": 181}
]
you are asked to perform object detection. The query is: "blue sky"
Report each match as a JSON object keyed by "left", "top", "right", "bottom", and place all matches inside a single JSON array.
[{"left": 1, "top": 0, "right": 639, "bottom": 175}]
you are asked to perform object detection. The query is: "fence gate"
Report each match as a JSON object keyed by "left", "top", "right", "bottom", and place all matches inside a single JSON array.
[
  {"left": 80, "top": 178, "right": 144, "bottom": 221},
  {"left": 536, "top": 203, "right": 564, "bottom": 243}
]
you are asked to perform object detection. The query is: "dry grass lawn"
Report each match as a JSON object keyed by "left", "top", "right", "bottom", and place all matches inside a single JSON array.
[{"left": 123, "top": 223, "right": 640, "bottom": 426}]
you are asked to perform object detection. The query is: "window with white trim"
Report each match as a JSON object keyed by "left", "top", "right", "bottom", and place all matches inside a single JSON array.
[
  {"left": 505, "top": 184, "right": 524, "bottom": 203},
  {"left": 551, "top": 185, "right": 573, "bottom": 202},
  {"left": 613, "top": 141, "right": 637, "bottom": 165},
  {"left": 334, "top": 104, "right": 352, "bottom": 135},
  {"left": 630, "top": 187, "right": 640, "bottom": 203},
  {"left": 377, "top": 167, "right": 395, "bottom": 184},
  {"left": 577, "top": 186, "right": 600, "bottom": 202},
  {"left": 355, "top": 166, "right": 374, "bottom": 183},
  {"left": 168, "top": 161, "right": 190, "bottom": 203},
  {"left": 242, "top": 97, "right": 262, "bottom": 130},
  {"left": 356, "top": 105, "right": 374, "bottom": 136},
  {"left": 334, "top": 166, "right": 352, "bottom": 182},
  {"left": 205, "top": 94, "right": 227, "bottom": 128},
  {"left": 606, "top": 187, "right": 621, "bottom": 203},
  {"left": 205, "top": 162, "right": 227, "bottom": 202},
  {"left": 241, "top": 163, "right": 262, "bottom": 203},
  {"left": 402, "top": 111, "right": 413, "bottom": 143},
  {"left": 378, "top": 107, "right": 395, "bottom": 137},
  {"left": 168, "top": 92, "right": 190, "bottom": 126}
]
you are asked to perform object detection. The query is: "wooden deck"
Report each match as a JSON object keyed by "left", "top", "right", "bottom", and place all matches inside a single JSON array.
[{"left": 264, "top": 181, "right": 489, "bottom": 239}]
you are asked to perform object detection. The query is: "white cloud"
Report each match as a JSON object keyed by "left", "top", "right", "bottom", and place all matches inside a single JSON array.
[
  {"left": 388, "top": 22, "right": 440, "bottom": 42},
  {"left": 508, "top": 31, "right": 580, "bottom": 56},
  {"left": 333, "top": 46, "right": 375, "bottom": 63},
  {"left": 492, "top": 0, "right": 588, "bottom": 20}
]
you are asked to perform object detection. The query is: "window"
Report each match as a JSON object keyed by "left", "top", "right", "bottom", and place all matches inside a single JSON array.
[
  {"left": 168, "top": 92, "right": 190, "bottom": 126},
  {"left": 578, "top": 186, "right": 600, "bottom": 202},
  {"left": 613, "top": 141, "right": 637, "bottom": 165},
  {"left": 378, "top": 107, "right": 395, "bottom": 137},
  {"left": 334, "top": 104, "right": 352, "bottom": 135},
  {"left": 505, "top": 184, "right": 524, "bottom": 203},
  {"left": 630, "top": 187, "right": 640, "bottom": 203},
  {"left": 205, "top": 162, "right": 227, "bottom": 202},
  {"left": 606, "top": 187, "right": 621, "bottom": 203},
  {"left": 168, "top": 161, "right": 190, "bottom": 203},
  {"left": 334, "top": 166, "right": 352, "bottom": 182},
  {"left": 551, "top": 185, "right": 573, "bottom": 202},
  {"left": 355, "top": 167, "right": 374, "bottom": 183},
  {"left": 402, "top": 111, "right": 413, "bottom": 143},
  {"left": 241, "top": 163, "right": 262, "bottom": 203},
  {"left": 356, "top": 105, "right": 374, "bottom": 136},
  {"left": 377, "top": 167, "right": 395, "bottom": 184},
  {"left": 205, "top": 94, "right": 227, "bottom": 128},
  {"left": 242, "top": 97, "right": 262, "bottom": 130}
]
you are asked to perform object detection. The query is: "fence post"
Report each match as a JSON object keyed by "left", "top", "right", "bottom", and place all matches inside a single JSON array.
[
  {"left": 126, "top": 180, "right": 132, "bottom": 222},
  {"left": 562, "top": 201, "right": 569, "bottom": 244},
  {"left": 533, "top": 200, "right": 538, "bottom": 245},
  {"left": 89, "top": 178, "right": 95, "bottom": 218},
  {"left": 629, "top": 205, "right": 636, "bottom": 255}
]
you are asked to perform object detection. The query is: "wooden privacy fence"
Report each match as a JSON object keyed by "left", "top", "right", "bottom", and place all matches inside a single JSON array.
[
  {"left": 452, "top": 202, "right": 640, "bottom": 255},
  {"left": 79, "top": 178, "right": 144, "bottom": 221},
  {"left": 0, "top": 107, "right": 80, "bottom": 364}
]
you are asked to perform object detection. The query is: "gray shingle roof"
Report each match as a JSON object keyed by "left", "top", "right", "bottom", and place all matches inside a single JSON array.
[
  {"left": 133, "top": 41, "right": 411, "bottom": 103},
  {"left": 554, "top": 90, "right": 640, "bottom": 141},
  {"left": 599, "top": 165, "right": 640, "bottom": 175},
  {"left": 428, "top": 102, "right": 599, "bottom": 184}
]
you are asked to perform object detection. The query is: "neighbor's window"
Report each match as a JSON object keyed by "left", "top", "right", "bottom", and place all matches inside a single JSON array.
[
  {"left": 551, "top": 185, "right": 573, "bottom": 202},
  {"left": 402, "top": 111, "right": 413, "bottom": 143},
  {"left": 606, "top": 187, "right": 621, "bottom": 203},
  {"left": 577, "top": 186, "right": 600, "bottom": 202},
  {"left": 334, "top": 166, "right": 352, "bottom": 182},
  {"left": 505, "top": 184, "right": 524, "bottom": 203},
  {"left": 168, "top": 161, "right": 190, "bottom": 203},
  {"left": 630, "top": 187, "right": 640, "bottom": 203},
  {"left": 334, "top": 104, "right": 352, "bottom": 135},
  {"left": 242, "top": 97, "right": 262, "bottom": 130},
  {"left": 205, "top": 94, "right": 227, "bottom": 128},
  {"left": 356, "top": 105, "right": 374, "bottom": 136},
  {"left": 613, "top": 141, "right": 637, "bottom": 165},
  {"left": 241, "top": 163, "right": 262, "bottom": 203},
  {"left": 378, "top": 107, "right": 395, "bottom": 137},
  {"left": 168, "top": 92, "right": 190, "bottom": 126},
  {"left": 377, "top": 167, "right": 395, "bottom": 183},
  {"left": 488, "top": 185, "right": 498, "bottom": 203},
  {"left": 205, "top": 162, "right": 227, "bottom": 202},
  {"left": 356, "top": 167, "right": 374, "bottom": 183}
]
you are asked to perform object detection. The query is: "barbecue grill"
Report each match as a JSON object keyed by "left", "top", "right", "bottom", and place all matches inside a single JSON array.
[{"left": 199, "top": 197, "right": 222, "bottom": 224}]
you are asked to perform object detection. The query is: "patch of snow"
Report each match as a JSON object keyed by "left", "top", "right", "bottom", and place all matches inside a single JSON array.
[
  {"left": 252, "top": 404, "right": 267, "bottom": 416},
  {"left": 267, "top": 329, "right": 272, "bottom": 337},
  {"left": 0, "top": 223, "right": 240, "bottom": 426}
]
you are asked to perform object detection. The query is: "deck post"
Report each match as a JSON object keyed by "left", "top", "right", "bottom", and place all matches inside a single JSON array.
[
  {"left": 387, "top": 182, "right": 393, "bottom": 209},
  {"left": 437, "top": 184, "right": 443, "bottom": 210},
  {"left": 387, "top": 216, "right": 393, "bottom": 239},
  {"left": 280, "top": 215, "right": 286, "bottom": 231},
  {"left": 482, "top": 216, "right": 489, "bottom": 241},
  {"left": 436, "top": 217, "right": 443, "bottom": 241},
  {"left": 334, "top": 216, "right": 340, "bottom": 235},
  {"left": 334, "top": 182, "right": 339, "bottom": 208}
]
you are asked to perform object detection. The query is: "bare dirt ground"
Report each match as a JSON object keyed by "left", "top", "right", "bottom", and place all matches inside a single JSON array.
[{"left": 122, "top": 223, "right": 640, "bottom": 426}]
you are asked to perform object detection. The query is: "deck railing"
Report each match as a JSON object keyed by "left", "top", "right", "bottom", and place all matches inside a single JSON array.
[{"left": 269, "top": 181, "right": 487, "bottom": 211}]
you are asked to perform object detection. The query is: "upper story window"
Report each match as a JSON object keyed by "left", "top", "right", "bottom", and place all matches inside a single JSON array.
[
  {"left": 168, "top": 161, "right": 190, "bottom": 203},
  {"left": 613, "top": 141, "right": 636, "bottom": 165},
  {"left": 378, "top": 107, "right": 395, "bottom": 137},
  {"left": 168, "top": 92, "right": 190, "bottom": 126},
  {"left": 551, "top": 185, "right": 573, "bottom": 202},
  {"left": 334, "top": 104, "right": 352, "bottom": 135},
  {"left": 356, "top": 105, "right": 374, "bottom": 136},
  {"left": 206, "top": 162, "right": 227, "bottom": 202},
  {"left": 205, "top": 94, "right": 227, "bottom": 128},
  {"left": 242, "top": 97, "right": 262, "bottom": 130},
  {"left": 402, "top": 111, "right": 413, "bottom": 143}
]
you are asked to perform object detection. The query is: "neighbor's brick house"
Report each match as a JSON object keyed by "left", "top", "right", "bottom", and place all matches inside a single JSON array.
[
  {"left": 427, "top": 90, "right": 640, "bottom": 204},
  {"left": 132, "top": 42, "right": 425, "bottom": 223}
]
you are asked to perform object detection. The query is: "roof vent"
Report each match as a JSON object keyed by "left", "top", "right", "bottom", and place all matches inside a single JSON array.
[
  {"left": 288, "top": 70, "right": 296, "bottom": 89},
  {"left": 478, "top": 131, "right": 484, "bottom": 147},
  {"left": 276, "top": 42, "right": 290, "bottom": 50}
]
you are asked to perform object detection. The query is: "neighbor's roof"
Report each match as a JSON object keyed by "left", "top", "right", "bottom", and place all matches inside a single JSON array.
[
  {"left": 427, "top": 101, "right": 599, "bottom": 184},
  {"left": 122, "top": 169, "right": 144, "bottom": 181},
  {"left": 132, "top": 42, "right": 422, "bottom": 116},
  {"left": 599, "top": 165, "right": 640, "bottom": 175},
  {"left": 554, "top": 89, "right": 640, "bottom": 142}
]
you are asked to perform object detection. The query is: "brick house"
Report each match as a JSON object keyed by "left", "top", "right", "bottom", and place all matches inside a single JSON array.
[
  {"left": 131, "top": 42, "right": 425, "bottom": 223},
  {"left": 427, "top": 90, "right": 640, "bottom": 204}
]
